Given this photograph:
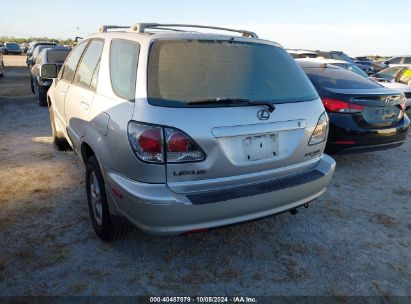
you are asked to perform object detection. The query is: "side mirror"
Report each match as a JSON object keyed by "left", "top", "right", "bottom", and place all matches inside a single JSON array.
[{"left": 40, "top": 64, "right": 58, "bottom": 79}]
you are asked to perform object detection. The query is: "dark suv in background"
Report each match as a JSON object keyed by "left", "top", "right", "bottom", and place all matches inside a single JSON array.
[
  {"left": 26, "top": 42, "right": 57, "bottom": 67},
  {"left": 30, "top": 47, "right": 70, "bottom": 106},
  {"left": 2, "top": 42, "right": 22, "bottom": 55}
]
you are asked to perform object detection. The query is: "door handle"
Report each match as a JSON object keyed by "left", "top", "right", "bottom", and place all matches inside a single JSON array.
[
  {"left": 60, "top": 89, "right": 67, "bottom": 96},
  {"left": 80, "top": 100, "right": 89, "bottom": 110}
]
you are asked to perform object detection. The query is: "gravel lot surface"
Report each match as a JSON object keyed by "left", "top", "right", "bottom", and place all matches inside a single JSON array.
[{"left": 0, "top": 55, "right": 410, "bottom": 297}]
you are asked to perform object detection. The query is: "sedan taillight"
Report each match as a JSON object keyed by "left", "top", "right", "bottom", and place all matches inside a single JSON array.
[
  {"left": 128, "top": 122, "right": 205, "bottom": 164},
  {"left": 322, "top": 98, "right": 366, "bottom": 113}
]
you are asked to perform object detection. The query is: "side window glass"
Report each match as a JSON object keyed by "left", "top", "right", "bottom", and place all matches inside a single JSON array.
[
  {"left": 90, "top": 61, "right": 100, "bottom": 91},
  {"left": 61, "top": 41, "right": 89, "bottom": 82},
  {"left": 74, "top": 40, "right": 104, "bottom": 89},
  {"left": 110, "top": 39, "right": 140, "bottom": 100},
  {"left": 404, "top": 57, "right": 411, "bottom": 64},
  {"left": 389, "top": 57, "right": 401, "bottom": 64}
]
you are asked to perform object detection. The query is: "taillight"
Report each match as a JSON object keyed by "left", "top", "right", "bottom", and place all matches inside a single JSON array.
[
  {"left": 165, "top": 128, "right": 205, "bottom": 162},
  {"left": 167, "top": 131, "right": 190, "bottom": 152},
  {"left": 309, "top": 112, "right": 328, "bottom": 146},
  {"left": 322, "top": 98, "right": 366, "bottom": 113},
  {"left": 138, "top": 129, "right": 162, "bottom": 153},
  {"left": 128, "top": 122, "right": 205, "bottom": 164},
  {"left": 128, "top": 124, "right": 164, "bottom": 163}
]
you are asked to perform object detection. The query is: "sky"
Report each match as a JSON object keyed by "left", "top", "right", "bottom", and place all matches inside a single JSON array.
[{"left": 1, "top": 0, "right": 410, "bottom": 56}]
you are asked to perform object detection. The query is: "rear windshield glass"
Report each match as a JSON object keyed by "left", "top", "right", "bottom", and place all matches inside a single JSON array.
[
  {"left": 147, "top": 40, "right": 318, "bottom": 107},
  {"left": 333, "top": 63, "right": 368, "bottom": 77},
  {"left": 304, "top": 67, "right": 382, "bottom": 90},
  {"left": 34, "top": 45, "right": 57, "bottom": 56},
  {"left": 330, "top": 52, "right": 353, "bottom": 63},
  {"left": 6, "top": 43, "right": 19, "bottom": 49},
  {"left": 299, "top": 53, "right": 318, "bottom": 58},
  {"left": 47, "top": 50, "right": 70, "bottom": 64}
]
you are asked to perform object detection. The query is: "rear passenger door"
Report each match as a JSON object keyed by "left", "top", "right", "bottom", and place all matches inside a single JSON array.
[{"left": 64, "top": 39, "right": 104, "bottom": 152}]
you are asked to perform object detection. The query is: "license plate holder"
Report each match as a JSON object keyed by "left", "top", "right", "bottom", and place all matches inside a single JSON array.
[{"left": 243, "top": 133, "right": 278, "bottom": 161}]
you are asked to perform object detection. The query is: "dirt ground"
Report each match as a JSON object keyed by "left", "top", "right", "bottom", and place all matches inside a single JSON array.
[{"left": 0, "top": 55, "right": 410, "bottom": 297}]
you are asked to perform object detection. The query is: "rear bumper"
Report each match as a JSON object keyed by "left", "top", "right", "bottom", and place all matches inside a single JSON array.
[
  {"left": 326, "top": 113, "right": 410, "bottom": 154},
  {"left": 4, "top": 50, "right": 21, "bottom": 54},
  {"left": 104, "top": 154, "right": 335, "bottom": 235}
]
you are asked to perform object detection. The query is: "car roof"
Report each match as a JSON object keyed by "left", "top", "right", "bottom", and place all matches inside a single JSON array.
[
  {"left": 85, "top": 23, "right": 282, "bottom": 47},
  {"left": 87, "top": 31, "right": 281, "bottom": 48},
  {"left": 286, "top": 49, "right": 317, "bottom": 55},
  {"left": 44, "top": 46, "right": 70, "bottom": 52},
  {"left": 296, "top": 57, "right": 348, "bottom": 64},
  {"left": 295, "top": 59, "right": 342, "bottom": 69}
]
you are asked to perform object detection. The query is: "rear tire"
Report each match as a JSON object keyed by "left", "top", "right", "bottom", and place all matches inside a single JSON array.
[
  {"left": 49, "top": 103, "right": 71, "bottom": 151},
  {"left": 86, "top": 155, "right": 127, "bottom": 241},
  {"left": 30, "top": 77, "right": 35, "bottom": 93},
  {"left": 38, "top": 87, "right": 48, "bottom": 107}
]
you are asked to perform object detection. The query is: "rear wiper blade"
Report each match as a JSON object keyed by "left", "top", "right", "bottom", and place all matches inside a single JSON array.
[{"left": 187, "top": 98, "right": 275, "bottom": 112}]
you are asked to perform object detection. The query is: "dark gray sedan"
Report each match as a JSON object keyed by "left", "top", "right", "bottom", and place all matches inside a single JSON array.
[{"left": 30, "top": 47, "right": 70, "bottom": 106}]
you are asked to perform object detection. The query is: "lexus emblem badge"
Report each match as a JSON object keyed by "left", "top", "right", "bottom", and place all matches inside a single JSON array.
[{"left": 257, "top": 109, "right": 270, "bottom": 120}]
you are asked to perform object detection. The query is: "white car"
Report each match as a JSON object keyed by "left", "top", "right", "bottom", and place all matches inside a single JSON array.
[{"left": 287, "top": 49, "right": 318, "bottom": 59}]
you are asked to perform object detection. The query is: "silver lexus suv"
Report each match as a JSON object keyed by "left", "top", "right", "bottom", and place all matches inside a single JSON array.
[{"left": 41, "top": 23, "right": 336, "bottom": 241}]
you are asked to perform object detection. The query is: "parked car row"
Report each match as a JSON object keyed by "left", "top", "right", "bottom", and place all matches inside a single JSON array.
[{"left": 26, "top": 24, "right": 410, "bottom": 241}]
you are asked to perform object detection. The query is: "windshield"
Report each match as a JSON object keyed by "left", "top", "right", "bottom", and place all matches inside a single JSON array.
[
  {"left": 376, "top": 67, "right": 403, "bottom": 80},
  {"left": 6, "top": 43, "right": 19, "bottom": 49},
  {"left": 147, "top": 40, "right": 318, "bottom": 107},
  {"left": 304, "top": 67, "right": 382, "bottom": 90},
  {"left": 330, "top": 52, "right": 353, "bottom": 63},
  {"left": 334, "top": 63, "right": 368, "bottom": 77}
]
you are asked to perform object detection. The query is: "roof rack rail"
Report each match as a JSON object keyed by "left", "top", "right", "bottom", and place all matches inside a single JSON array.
[
  {"left": 98, "top": 25, "right": 130, "bottom": 33},
  {"left": 128, "top": 23, "right": 258, "bottom": 38}
]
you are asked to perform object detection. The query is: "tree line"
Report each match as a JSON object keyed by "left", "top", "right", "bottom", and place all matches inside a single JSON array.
[{"left": 0, "top": 37, "right": 75, "bottom": 45}]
